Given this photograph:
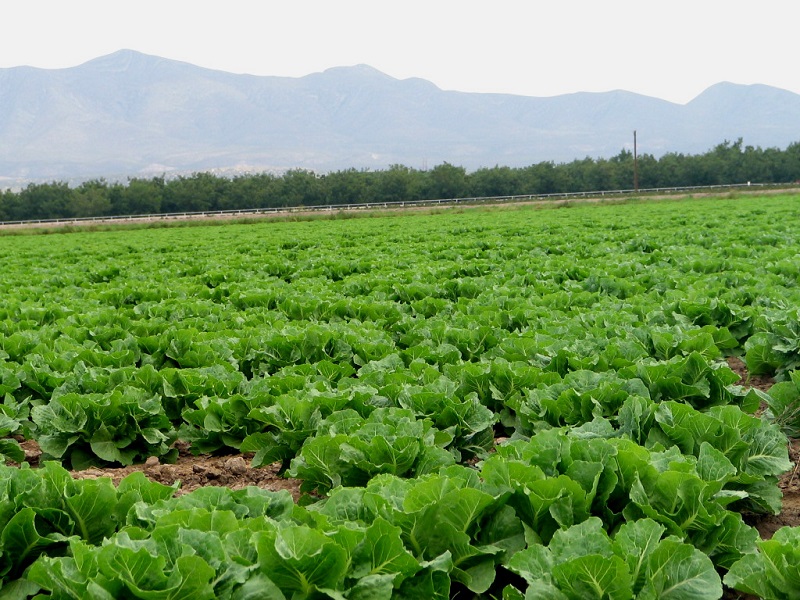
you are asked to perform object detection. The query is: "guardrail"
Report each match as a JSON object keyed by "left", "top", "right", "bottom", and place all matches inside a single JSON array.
[{"left": 0, "top": 182, "right": 787, "bottom": 227}]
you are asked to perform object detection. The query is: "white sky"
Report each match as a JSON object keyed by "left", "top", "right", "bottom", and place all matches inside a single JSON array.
[{"left": 0, "top": 0, "right": 795, "bottom": 105}]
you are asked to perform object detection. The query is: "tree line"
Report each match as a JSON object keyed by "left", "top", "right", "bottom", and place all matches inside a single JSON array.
[{"left": 2, "top": 139, "right": 799, "bottom": 222}]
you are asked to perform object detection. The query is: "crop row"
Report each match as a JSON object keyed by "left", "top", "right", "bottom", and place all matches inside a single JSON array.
[{"left": 1, "top": 423, "right": 797, "bottom": 598}]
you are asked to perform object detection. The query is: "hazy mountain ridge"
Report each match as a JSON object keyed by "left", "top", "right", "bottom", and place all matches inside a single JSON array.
[{"left": 2, "top": 49, "right": 800, "bottom": 181}]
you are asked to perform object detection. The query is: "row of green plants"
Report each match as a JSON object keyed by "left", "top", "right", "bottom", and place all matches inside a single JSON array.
[
  {"left": 2, "top": 196, "right": 800, "bottom": 598},
  {"left": 3, "top": 350, "right": 788, "bottom": 493},
  {"left": 0, "top": 427, "right": 797, "bottom": 599},
  {"left": 2, "top": 324, "right": 798, "bottom": 471},
  {"left": 2, "top": 138, "right": 800, "bottom": 221}
]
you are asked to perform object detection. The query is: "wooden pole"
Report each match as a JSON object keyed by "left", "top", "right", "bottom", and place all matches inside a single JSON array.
[{"left": 633, "top": 130, "right": 639, "bottom": 192}]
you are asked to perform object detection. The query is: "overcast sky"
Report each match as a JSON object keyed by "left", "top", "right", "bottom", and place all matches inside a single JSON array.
[{"left": 1, "top": 0, "right": 794, "bottom": 105}]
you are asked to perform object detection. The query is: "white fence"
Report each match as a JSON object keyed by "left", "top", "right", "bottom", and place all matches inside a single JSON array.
[{"left": 0, "top": 182, "right": 787, "bottom": 228}]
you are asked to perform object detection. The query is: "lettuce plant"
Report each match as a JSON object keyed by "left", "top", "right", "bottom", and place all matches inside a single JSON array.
[
  {"left": 505, "top": 518, "right": 722, "bottom": 600},
  {"left": 31, "top": 387, "right": 177, "bottom": 469},
  {"left": 725, "top": 526, "right": 800, "bottom": 599}
]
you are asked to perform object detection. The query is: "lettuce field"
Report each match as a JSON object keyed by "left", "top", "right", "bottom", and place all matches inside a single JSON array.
[{"left": 2, "top": 195, "right": 800, "bottom": 599}]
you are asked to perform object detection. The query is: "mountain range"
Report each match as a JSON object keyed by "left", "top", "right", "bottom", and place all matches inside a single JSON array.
[{"left": 2, "top": 49, "right": 800, "bottom": 182}]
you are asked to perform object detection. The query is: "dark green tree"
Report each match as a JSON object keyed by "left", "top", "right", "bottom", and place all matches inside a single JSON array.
[
  {"left": 162, "top": 173, "right": 228, "bottom": 213},
  {"left": 227, "top": 173, "right": 280, "bottom": 209},
  {"left": 322, "top": 168, "right": 373, "bottom": 205},
  {"left": 274, "top": 169, "right": 323, "bottom": 206},
  {"left": 376, "top": 164, "right": 418, "bottom": 202},
  {"left": 423, "top": 162, "right": 467, "bottom": 199},
  {"left": 17, "top": 182, "right": 72, "bottom": 219},
  {"left": 72, "top": 180, "right": 112, "bottom": 217},
  {"left": 469, "top": 166, "right": 521, "bottom": 197},
  {"left": 115, "top": 177, "right": 164, "bottom": 215}
]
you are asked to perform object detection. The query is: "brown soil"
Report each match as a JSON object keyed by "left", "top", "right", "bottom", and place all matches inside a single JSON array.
[
  {"left": 726, "top": 356, "right": 800, "bottom": 540},
  {"left": 754, "top": 437, "right": 800, "bottom": 540},
  {"left": 14, "top": 439, "right": 304, "bottom": 501},
  {"left": 726, "top": 356, "right": 774, "bottom": 394}
]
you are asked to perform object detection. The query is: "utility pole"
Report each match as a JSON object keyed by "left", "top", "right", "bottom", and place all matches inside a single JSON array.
[{"left": 633, "top": 130, "right": 639, "bottom": 192}]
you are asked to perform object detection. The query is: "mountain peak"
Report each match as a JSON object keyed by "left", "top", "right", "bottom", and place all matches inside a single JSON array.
[
  {"left": 1, "top": 51, "right": 799, "bottom": 181},
  {"left": 75, "top": 50, "right": 202, "bottom": 77},
  {"left": 306, "top": 64, "right": 398, "bottom": 85},
  {"left": 79, "top": 49, "right": 156, "bottom": 70},
  {"left": 687, "top": 81, "right": 800, "bottom": 114},
  {"left": 323, "top": 64, "right": 390, "bottom": 76}
]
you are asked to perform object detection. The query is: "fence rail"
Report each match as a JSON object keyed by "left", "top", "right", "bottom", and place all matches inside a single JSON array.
[{"left": 0, "top": 182, "right": 788, "bottom": 228}]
